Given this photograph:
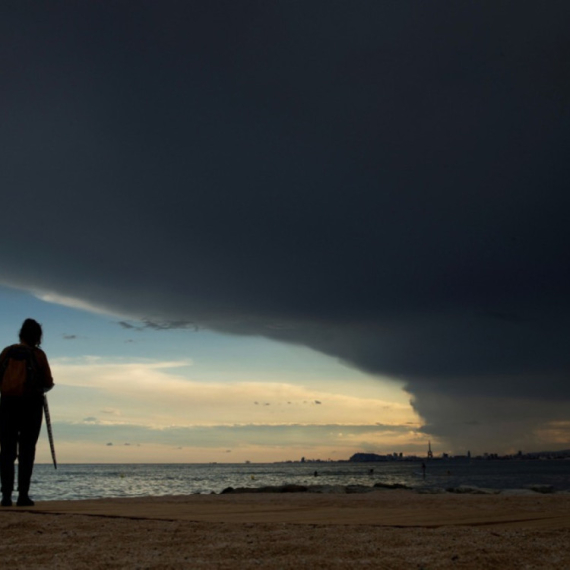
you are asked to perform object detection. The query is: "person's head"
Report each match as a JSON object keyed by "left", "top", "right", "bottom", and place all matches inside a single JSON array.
[{"left": 19, "top": 318, "right": 43, "bottom": 347}]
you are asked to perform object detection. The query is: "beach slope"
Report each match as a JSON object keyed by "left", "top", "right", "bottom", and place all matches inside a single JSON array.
[{"left": 1, "top": 491, "right": 569, "bottom": 568}]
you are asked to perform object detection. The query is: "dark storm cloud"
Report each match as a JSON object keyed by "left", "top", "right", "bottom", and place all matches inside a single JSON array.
[{"left": 1, "top": 2, "right": 569, "bottom": 452}]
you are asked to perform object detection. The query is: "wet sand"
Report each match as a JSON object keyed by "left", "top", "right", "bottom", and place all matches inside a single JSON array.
[{"left": 1, "top": 490, "right": 569, "bottom": 568}]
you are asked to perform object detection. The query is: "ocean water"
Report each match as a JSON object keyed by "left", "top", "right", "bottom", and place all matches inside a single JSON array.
[{"left": 27, "top": 460, "right": 570, "bottom": 501}]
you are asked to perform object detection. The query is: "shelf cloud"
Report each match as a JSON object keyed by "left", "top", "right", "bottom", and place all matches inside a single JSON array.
[{"left": 1, "top": 2, "right": 569, "bottom": 452}]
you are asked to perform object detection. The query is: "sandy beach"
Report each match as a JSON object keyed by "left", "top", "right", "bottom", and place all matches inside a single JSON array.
[{"left": 1, "top": 490, "right": 569, "bottom": 569}]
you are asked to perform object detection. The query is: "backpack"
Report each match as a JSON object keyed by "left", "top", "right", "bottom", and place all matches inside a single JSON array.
[{"left": 0, "top": 345, "right": 42, "bottom": 397}]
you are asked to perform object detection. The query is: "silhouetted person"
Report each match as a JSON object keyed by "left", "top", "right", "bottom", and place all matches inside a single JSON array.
[
  {"left": 421, "top": 462, "right": 426, "bottom": 479},
  {"left": 0, "top": 319, "right": 54, "bottom": 506}
]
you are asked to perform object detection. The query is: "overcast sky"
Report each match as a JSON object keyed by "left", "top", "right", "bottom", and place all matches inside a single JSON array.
[{"left": 1, "top": 2, "right": 569, "bottom": 461}]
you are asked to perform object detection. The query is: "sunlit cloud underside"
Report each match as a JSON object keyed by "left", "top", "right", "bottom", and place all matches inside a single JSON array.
[{"left": 38, "top": 357, "right": 426, "bottom": 463}]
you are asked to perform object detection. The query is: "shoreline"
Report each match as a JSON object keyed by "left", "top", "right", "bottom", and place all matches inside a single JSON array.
[{"left": 26, "top": 490, "right": 570, "bottom": 528}]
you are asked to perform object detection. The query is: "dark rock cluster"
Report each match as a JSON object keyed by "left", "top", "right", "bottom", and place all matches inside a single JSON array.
[{"left": 220, "top": 483, "right": 412, "bottom": 495}]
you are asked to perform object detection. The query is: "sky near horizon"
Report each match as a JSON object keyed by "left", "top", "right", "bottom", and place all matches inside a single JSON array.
[
  {"left": 1, "top": 2, "right": 570, "bottom": 462},
  {"left": 0, "top": 284, "right": 424, "bottom": 463}
]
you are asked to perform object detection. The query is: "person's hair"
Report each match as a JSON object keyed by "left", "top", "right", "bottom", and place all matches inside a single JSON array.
[{"left": 19, "top": 318, "right": 43, "bottom": 347}]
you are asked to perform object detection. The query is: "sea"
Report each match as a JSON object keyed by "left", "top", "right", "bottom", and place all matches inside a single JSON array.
[{"left": 29, "top": 459, "right": 570, "bottom": 501}]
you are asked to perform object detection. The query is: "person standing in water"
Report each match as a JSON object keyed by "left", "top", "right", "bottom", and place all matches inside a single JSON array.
[{"left": 0, "top": 319, "right": 54, "bottom": 506}]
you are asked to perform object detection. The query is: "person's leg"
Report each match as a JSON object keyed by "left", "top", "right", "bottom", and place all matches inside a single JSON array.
[
  {"left": 0, "top": 398, "right": 19, "bottom": 506},
  {"left": 17, "top": 397, "right": 43, "bottom": 506}
]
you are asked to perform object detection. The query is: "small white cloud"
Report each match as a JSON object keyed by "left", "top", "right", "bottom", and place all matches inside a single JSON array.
[
  {"left": 101, "top": 408, "right": 121, "bottom": 416},
  {"left": 33, "top": 290, "right": 119, "bottom": 316}
]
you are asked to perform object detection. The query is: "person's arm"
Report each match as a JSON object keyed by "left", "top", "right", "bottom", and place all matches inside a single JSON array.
[{"left": 35, "top": 349, "right": 54, "bottom": 392}]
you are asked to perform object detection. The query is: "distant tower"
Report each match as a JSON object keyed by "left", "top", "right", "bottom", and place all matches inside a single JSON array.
[{"left": 427, "top": 441, "right": 433, "bottom": 459}]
